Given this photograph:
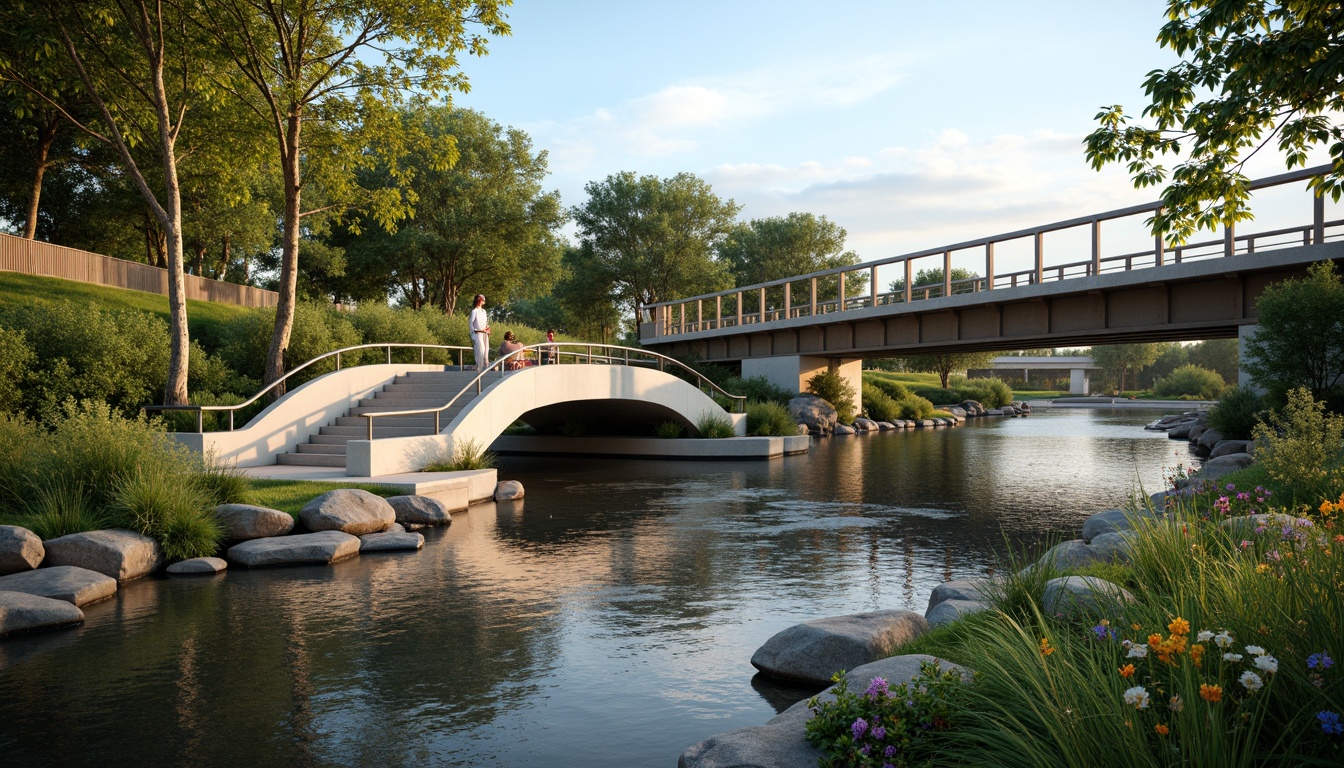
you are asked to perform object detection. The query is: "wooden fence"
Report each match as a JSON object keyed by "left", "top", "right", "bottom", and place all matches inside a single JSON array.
[{"left": 0, "top": 232, "right": 278, "bottom": 308}]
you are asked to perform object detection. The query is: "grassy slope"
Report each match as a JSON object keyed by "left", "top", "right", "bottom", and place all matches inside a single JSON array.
[
  {"left": 864, "top": 369, "right": 1056, "bottom": 401},
  {"left": 245, "top": 479, "right": 403, "bottom": 517}
]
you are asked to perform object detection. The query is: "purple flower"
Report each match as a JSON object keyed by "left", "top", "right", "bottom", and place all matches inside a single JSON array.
[
  {"left": 884, "top": 745, "right": 897, "bottom": 758},
  {"left": 1226, "top": 483, "right": 1236, "bottom": 492},
  {"left": 860, "top": 744, "right": 871, "bottom": 756},
  {"left": 872, "top": 726, "right": 886, "bottom": 740},
  {"left": 1091, "top": 624, "right": 1117, "bottom": 641},
  {"left": 864, "top": 677, "right": 889, "bottom": 698},
  {"left": 883, "top": 763, "right": 896, "bottom": 768},
  {"left": 851, "top": 717, "right": 869, "bottom": 739},
  {"left": 1308, "top": 652, "right": 1334, "bottom": 670},
  {"left": 1319, "top": 710, "right": 1343, "bottom": 735}
]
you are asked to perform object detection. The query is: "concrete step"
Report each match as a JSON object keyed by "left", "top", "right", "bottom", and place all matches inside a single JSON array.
[
  {"left": 309, "top": 434, "right": 361, "bottom": 445},
  {"left": 278, "top": 453, "right": 346, "bottom": 467},
  {"left": 334, "top": 415, "right": 439, "bottom": 428},
  {"left": 359, "top": 396, "right": 476, "bottom": 408},
  {"left": 347, "top": 405, "right": 468, "bottom": 417},
  {"left": 318, "top": 425, "right": 436, "bottom": 438},
  {"left": 296, "top": 443, "right": 347, "bottom": 455}
]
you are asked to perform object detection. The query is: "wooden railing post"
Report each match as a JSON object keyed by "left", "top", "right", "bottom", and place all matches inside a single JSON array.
[
  {"left": 870, "top": 267, "right": 878, "bottom": 306},
  {"left": 942, "top": 250, "right": 952, "bottom": 297},
  {"left": 985, "top": 243, "right": 995, "bottom": 290},
  {"left": 837, "top": 270, "right": 846, "bottom": 310},
  {"left": 1034, "top": 232, "right": 1044, "bottom": 284},
  {"left": 736, "top": 292, "right": 743, "bottom": 327},
  {"left": 903, "top": 259, "right": 913, "bottom": 303},
  {"left": 1090, "top": 220, "right": 1101, "bottom": 276},
  {"left": 758, "top": 287, "right": 766, "bottom": 323},
  {"left": 1315, "top": 193, "right": 1326, "bottom": 244},
  {"left": 715, "top": 296, "right": 721, "bottom": 328},
  {"left": 1224, "top": 223, "right": 1236, "bottom": 257},
  {"left": 783, "top": 282, "right": 791, "bottom": 318},
  {"left": 810, "top": 277, "right": 817, "bottom": 315}
]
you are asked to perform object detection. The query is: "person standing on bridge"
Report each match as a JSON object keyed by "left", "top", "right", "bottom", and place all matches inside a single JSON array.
[{"left": 470, "top": 294, "right": 491, "bottom": 371}]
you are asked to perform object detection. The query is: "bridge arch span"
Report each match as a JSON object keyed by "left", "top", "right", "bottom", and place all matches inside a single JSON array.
[{"left": 346, "top": 365, "right": 745, "bottom": 476}]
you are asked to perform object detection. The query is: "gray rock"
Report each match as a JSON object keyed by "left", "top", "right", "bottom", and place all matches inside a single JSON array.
[
  {"left": 1038, "top": 539, "right": 1105, "bottom": 570},
  {"left": 787, "top": 394, "right": 838, "bottom": 435},
  {"left": 796, "top": 423, "right": 810, "bottom": 435},
  {"left": 0, "top": 565, "right": 117, "bottom": 606},
  {"left": 926, "top": 578, "right": 991, "bottom": 612},
  {"left": 1167, "top": 425, "right": 1192, "bottom": 439},
  {"left": 227, "top": 531, "right": 361, "bottom": 568},
  {"left": 494, "top": 481, "right": 525, "bottom": 502},
  {"left": 857, "top": 417, "right": 880, "bottom": 431},
  {"left": 213, "top": 504, "right": 294, "bottom": 540},
  {"left": 1209, "top": 439, "right": 1252, "bottom": 458},
  {"left": 42, "top": 529, "right": 162, "bottom": 582},
  {"left": 959, "top": 400, "right": 985, "bottom": 416},
  {"left": 1188, "top": 424, "right": 1207, "bottom": 442},
  {"left": 0, "top": 525, "right": 44, "bottom": 575},
  {"left": 359, "top": 531, "right": 425, "bottom": 552},
  {"left": 167, "top": 557, "right": 228, "bottom": 575},
  {"left": 917, "top": 419, "right": 936, "bottom": 428},
  {"left": 387, "top": 495, "right": 451, "bottom": 526},
  {"left": 1042, "top": 576, "right": 1135, "bottom": 618},
  {"left": 986, "top": 409, "right": 1004, "bottom": 416},
  {"left": 298, "top": 489, "right": 395, "bottom": 535},
  {"left": 0, "top": 590, "right": 84, "bottom": 637},
  {"left": 926, "top": 598, "right": 991, "bottom": 628},
  {"left": 833, "top": 423, "right": 856, "bottom": 435},
  {"left": 1088, "top": 531, "right": 1135, "bottom": 564},
  {"left": 1197, "top": 452, "right": 1255, "bottom": 481},
  {"left": 1081, "top": 508, "right": 1131, "bottom": 543},
  {"left": 1197, "top": 427, "right": 1225, "bottom": 451},
  {"left": 750, "top": 610, "right": 928, "bottom": 684},
  {"left": 947, "top": 406, "right": 968, "bottom": 418},
  {"left": 1220, "top": 513, "right": 1313, "bottom": 539},
  {"left": 876, "top": 421, "right": 895, "bottom": 431}
]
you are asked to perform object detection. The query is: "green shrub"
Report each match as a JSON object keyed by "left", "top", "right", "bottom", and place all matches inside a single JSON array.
[
  {"left": 695, "top": 412, "right": 735, "bottom": 438},
  {"left": 731, "top": 375, "right": 793, "bottom": 406},
  {"left": 1252, "top": 387, "right": 1344, "bottom": 502},
  {"left": 1207, "top": 387, "right": 1265, "bottom": 440},
  {"left": 193, "top": 453, "right": 251, "bottom": 506},
  {"left": 898, "top": 396, "right": 935, "bottom": 421},
  {"left": 861, "top": 382, "right": 900, "bottom": 421},
  {"left": 347, "top": 303, "right": 451, "bottom": 364},
  {"left": 1155, "top": 363, "right": 1227, "bottom": 400},
  {"left": 955, "top": 377, "right": 1014, "bottom": 408},
  {"left": 0, "top": 412, "right": 41, "bottom": 513},
  {"left": 0, "top": 327, "right": 34, "bottom": 413},
  {"left": 806, "top": 370, "right": 857, "bottom": 424},
  {"left": 912, "top": 385, "right": 958, "bottom": 405},
  {"left": 654, "top": 420, "right": 683, "bottom": 439},
  {"left": 217, "top": 302, "right": 360, "bottom": 386},
  {"left": 423, "top": 437, "right": 498, "bottom": 471},
  {"left": 746, "top": 401, "right": 797, "bottom": 436},
  {"left": 110, "top": 464, "right": 221, "bottom": 561},
  {"left": 864, "top": 375, "right": 911, "bottom": 402}
]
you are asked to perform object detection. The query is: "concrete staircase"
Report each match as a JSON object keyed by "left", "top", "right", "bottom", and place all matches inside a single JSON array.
[{"left": 276, "top": 370, "right": 493, "bottom": 468}]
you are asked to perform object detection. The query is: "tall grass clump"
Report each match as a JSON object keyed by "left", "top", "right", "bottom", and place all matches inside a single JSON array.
[
  {"left": 729, "top": 375, "right": 793, "bottom": 406},
  {"left": 951, "top": 376, "right": 1014, "bottom": 408},
  {"left": 18, "top": 480, "right": 109, "bottom": 539},
  {"left": 423, "top": 438, "right": 497, "bottom": 471},
  {"left": 806, "top": 369, "right": 857, "bottom": 424},
  {"left": 898, "top": 395, "right": 935, "bottom": 421},
  {"left": 746, "top": 401, "right": 797, "bottom": 436},
  {"left": 193, "top": 451, "right": 251, "bottom": 506},
  {"left": 110, "top": 464, "right": 222, "bottom": 562},
  {"left": 654, "top": 420, "right": 684, "bottom": 439},
  {"left": 695, "top": 412, "right": 736, "bottom": 438}
]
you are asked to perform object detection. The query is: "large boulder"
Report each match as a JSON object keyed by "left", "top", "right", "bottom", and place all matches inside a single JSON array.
[
  {"left": 213, "top": 504, "right": 295, "bottom": 540},
  {"left": 358, "top": 531, "right": 425, "bottom": 552},
  {"left": 494, "top": 481, "right": 525, "bottom": 502},
  {"left": 1209, "top": 440, "right": 1253, "bottom": 458},
  {"left": 788, "top": 395, "right": 837, "bottom": 435},
  {"left": 0, "top": 525, "right": 44, "bottom": 575},
  {"left": 1088, "top": 531, "right": 1135, "bottom": 564},
  {"left": 1042, "top": 576, "right": 1135, "bottom": 618},
  {"left": 227, "top": 531, "right": 361, "bottom": 568},
  {"left": 1196, "top": 427, "right": 1225, "bottom": 452},
  {"left": 1081, "top": 508, "right": 1133, "bottom": 543},
  {"left": 833, "top": 423, "right": 856, "bottom": 435},
  {"left": 298, "top": 489, "right": 395, "bottom": 535},
  {"left": 1037, "top": 539, "right": 1103, "bottom": 570},
  {"left": 0, "top": 565, "right": 117, "bottom": 606},
  {"left": 926, "top": 578, "right": 991, "bottom": 613},
  {"left": 750, "top": 610, "right": 928, "bottom": 685},
  {"left": 1197, "top": 453, "right": 1255, "bottom": 481},
  {"left": 852, "top": 417, "right": 877, "bottom": 432},
  {"left": 166, "top": 557, "right": 228, "bottom": 576},
  {"left": 387, "top": 495, "right": 452, "bottom": 526},
  {"left": 42, "top": 529, "right": 162, "bottom": 582},
  {"left": 925, "top": 598, "right": 991, "bottom": 628},
  {"left": 0, "top": 590, "right": 84, "bottom": 637}
]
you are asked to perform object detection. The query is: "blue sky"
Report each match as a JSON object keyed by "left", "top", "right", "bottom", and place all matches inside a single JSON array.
[{"left": 453, "top": 1, "right": 1324, "bottom": 266}]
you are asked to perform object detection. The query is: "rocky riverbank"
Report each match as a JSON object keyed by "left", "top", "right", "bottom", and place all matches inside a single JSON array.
[
  {"left": 1145, "top": 410, "right": 1255, "bottom": 483},
  {"left": 788, "top": 395, "right": 1031, "bottom": 436}
]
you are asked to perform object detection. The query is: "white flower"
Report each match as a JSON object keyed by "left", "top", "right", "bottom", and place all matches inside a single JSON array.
[
  {"left": 1245, "top": 645, "right": 1266, "bottom": 656},
  {"left": 1223, "top": 653, "right": 1243, "bottom": 663},
  {"left": 1214, "top": 631, "right": 1234, "bottom": 649},
  {"left": 1127, "top": 644, "right": 1149, "bottom": 659},
  {"left": 1123, "top": 686, "right": 1151, "bottom": 709},
  {"left": 1253, "top": 654, "right": 1279, "bottom": 674},
  {"left": 1240, "top": 671, "right": 1264, "bottom": 691},
  {"left": 1196, "top": 630, "right": 1215, "bottom": 642}
]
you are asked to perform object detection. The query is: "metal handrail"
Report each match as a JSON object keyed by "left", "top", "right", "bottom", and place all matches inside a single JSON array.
[
  {"left": 360, "top": 342, "right": 748, "bottom": 440},
  {"left": 144, "top": 342, "right": 472, "bottom": 432}
]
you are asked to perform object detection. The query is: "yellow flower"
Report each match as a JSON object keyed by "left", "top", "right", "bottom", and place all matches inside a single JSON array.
[
  {"left": 1131, "top": 623, "right": 1142, "bottom": 631},
  {"left": 1168, "top": 617, "right": 1190, "bottom": 636},
  {"left": 1199, "top": 684, "right": 1223, "bottom": 703},
  {"left": 1155, "top": 723, "right": 1170, "bottom": 735},
  {"left": 1148, "top": 633, "right": 1164, "bottom": 648},
  {"left": 1039, "top": 638, "right": 1055, "bottom": 656},
  {"left": 1118, "top": 663, "right": 1136, "bottom": 678},
  {"left": 1190, "top": 643, "right": 1205, "bottom": 667},
  {"left": 1256, "top": 563, "right": 1271, "bottom": 574}
]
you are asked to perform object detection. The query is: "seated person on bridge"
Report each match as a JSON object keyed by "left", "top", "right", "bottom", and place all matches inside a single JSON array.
[{"left": 498, "top": 331, "right": 533, "bottom": 370}]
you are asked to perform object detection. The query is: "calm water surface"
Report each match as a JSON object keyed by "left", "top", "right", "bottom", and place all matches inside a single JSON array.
[{"left": 0, "top": 407, "right": 1193, "bottom": 767}]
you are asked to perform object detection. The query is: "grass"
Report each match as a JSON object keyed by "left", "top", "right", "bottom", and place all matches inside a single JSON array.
[{"left": 245, "top": 479, "right": 404, "bottom": 516}]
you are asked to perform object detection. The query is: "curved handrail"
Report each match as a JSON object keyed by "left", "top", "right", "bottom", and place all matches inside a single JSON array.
[
  {"left": 144, "top": 342, "right": 472, "bottom": 431},
  {"left": 360, "top": 342, "right": 747, "bottom": 440}
]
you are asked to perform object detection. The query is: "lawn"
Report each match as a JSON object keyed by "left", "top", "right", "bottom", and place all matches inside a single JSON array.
[
  {"left": 245, "top": 479, "right": 404, "bottom": 516},
  {"left": 863, "top": 369, "right": 1061, "bottom": 401}
]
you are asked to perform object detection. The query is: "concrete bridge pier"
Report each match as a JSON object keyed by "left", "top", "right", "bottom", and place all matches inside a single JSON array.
[
  {"left": 743, "top": 354, "right": 862, "bottom": 412},
  {"left": 1069, "top": 368, "right": 1090, "bottom": 395},
  {"left": 1238, "top": 324, "right": 1259, "bottom": 391}
]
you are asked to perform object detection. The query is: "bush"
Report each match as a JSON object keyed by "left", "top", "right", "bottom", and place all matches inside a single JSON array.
[
  {"left": 1154, "top": 364, "right": 1227, "bottom": 400},
  {"left": 1252, "top": 387, "right": 1344, "bottom": 503},
  {"left": 746, "top": 401, "right": 797, "bottom": 436},
  {"left": 955, "top": 377, "right": 1014, "bottom": 408},
  {"left": 0, "top": 327, "right": 34, "bottom": 413},
  {"left": 216, "top": 302, "right": 360, "bottom": 386},
  {"left": 1207, "top": 387, "right": 1265, "bottom": 440},
  {"left": 16, "top": 479, "right": 108, "bottom": 540},
  {"left": 807, "top": 370, "right": 857, "bottom": 424},
  {"left": 861, "top": 382, "right": 900, "bottom": 422},
  {"left": 0, "top": 412, "right": 41, "bottom": 513},
  {"left": 110, "top": 464, "right": 221, "bottom": 561},
  {"left": 423, "top": 437, "right": 498, "bottom": 471},
  {"left": 912, "top": 385, "right": 958, "bottom": 405},
  {"left": 898, "top": 395, "right": 935, "bottom": 421},
  {"left": 654, "top": 420, "right": 683, "bottom": 439},
  {"left": 864, "top": 375, "right": 911, "bottom": 402},
  {"left": 730, "top": 375, "right": 794, "bottom": 406},
  {"left": 194, "top": 453, "right": 251, "bottom": 506},
  {"left": 695, "top": 412, "right": 735, "bottom": 438}
]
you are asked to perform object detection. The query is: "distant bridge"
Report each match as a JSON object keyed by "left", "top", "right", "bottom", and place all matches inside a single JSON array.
[
  {"left": 982, "top": 356, "right": 1098, "bottom": 394},
  {"left": 638, "top": 165, "right": 1343, "bottom": 399}
]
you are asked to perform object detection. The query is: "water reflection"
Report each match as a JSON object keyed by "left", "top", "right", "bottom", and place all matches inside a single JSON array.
[{"left": 0, "top": 407, "right": 1189, "bottom": 767}]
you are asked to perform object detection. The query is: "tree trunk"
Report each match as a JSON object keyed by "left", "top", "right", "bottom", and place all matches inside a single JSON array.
[
  {"left": 217, "top": 232, "right": 231, "bottom": 280},
  {"left": 193, "top": 245, "right": 206, "bottom": 275},
  {"left": 265, "top": 111, "right": 303, "bottom": 394},
  {"left": 23, "top": 116, "right": 58, "bottom": 239}
]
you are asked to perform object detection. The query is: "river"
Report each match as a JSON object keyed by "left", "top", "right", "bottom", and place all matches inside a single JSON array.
[{"left": 0, "top": 406, "right": 1191, "bottom": 767}]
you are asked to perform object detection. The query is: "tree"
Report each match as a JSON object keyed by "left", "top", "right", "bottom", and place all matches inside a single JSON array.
[
  {"left": 1090, "top": 343, "right": 1163, "bottom": 394},
  {"left": 1243, "top": 261, "right": 1344, "bottom": 400},
  {"left": 553, "top": 245, "right": 623, "bottom": 343},
  {"left": 571, "top": 171, "right": 740, "bottom": 322},
  {"left": 717, "top": 213, "right": 863, "bottom": 307},
  {"left": 342, "top": 107, "right": 565, "bottom": 315},
  {"left": 889, "top": 267, "right": 980, "bottom": 299},
  {"left": 1085, "top": 1, "right": 1344, "bottom": 242},
  {"left": 905, "top": 351, "right": 997, "bottom": 389},
  {"left": 1188, "top": 337, "right": 1239, "bottom": 385},
  {"left": 189, "top": 0, "right": 510, "bottom": 387}
]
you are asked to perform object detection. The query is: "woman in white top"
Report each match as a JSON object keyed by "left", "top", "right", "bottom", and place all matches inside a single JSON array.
[{"left": 469, "top": 294, "right": 490, "bottom": 370}]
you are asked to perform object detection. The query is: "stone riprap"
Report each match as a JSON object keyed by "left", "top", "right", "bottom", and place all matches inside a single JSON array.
[
  {"left": 42, "top": 529, "right": 162, "bottom": 582},
  {"left": 787, "top": 394, "right": 837, "bottom": 435},
  {"left": 213, "top": 504, "right": 295, "bottom": 540},
  {"left": 925, "top": 598, "right": 991, "bottom": 628},
  {"left": 227, "top": 531, "right": 361, "bottom": 568},
  {"left": 1081, "top": 508, "right": 1132, "bottom": 543},
  {"left": 387, "top": 495, "right": 452, "bottom": 526},
  {"left": 358, "top": 531, "right": 425, "bottom": 552},
  {"left": 298, "top": 489, "right": 395, "bottom": 535},
  {"left": 0, "top": 565, "right": 117, "bottom": 607},
  {"left": 0, "top": 525, "right": 44, "bottom": 575},
  {"left": 167, "top": 557, "right": 228, "bottom": 575},
  {"left": 0, "top": 590, "right": 84, "bottom": 637},
  {"left": 833, "top": 423, "right": 855, "bottom": 435},
  {"left": 750, "top": 610, "right": 928, "bottom": 685},
  {"left": 1042, "top": 576, "right": 1135, "bottom": 618},
  {"left": 494, "top": 481, "right": 525, "bottom": 502}
]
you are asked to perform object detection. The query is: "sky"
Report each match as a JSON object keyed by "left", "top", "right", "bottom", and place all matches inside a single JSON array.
[{"left": 451, "top": 1, "right": 1332, "bottom": 278}]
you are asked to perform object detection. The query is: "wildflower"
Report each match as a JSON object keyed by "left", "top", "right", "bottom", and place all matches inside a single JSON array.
[
  {"left": 1168, "top": 617, "right": 1190, "bottom": 636},
  {"left": 1245, "top": 645, "right": 1266, "bottom": 656},
  {"left": 1256, "top": 563, "right": 1272, "bottom": 574},
  {"left": 1240, "top": 671, "right": 1264, "bottom": 691},
  {"left": 1224, "top": 653, "right": 1243, "bottom": 662},
  {"left": 1199, "top": 684, "right": 1223, "bottom": 703},
  {"left": 1190, "top": 644, "right": 1205, "bottom": 667},
  {"left": 864, "top": 677, "right": 889, "bottom": 698},
  {"left": 1039, "top": 638, "right": 1055, "bottom": 656},
  {"left": 851, "top": 717, "right": 868, "bottom": 739},
  {"left": 860, "top": 745, "right": 871, "bottom": 756},
  {"left": 1196, "top": 630, "right": 1215, "bottom": 642},
  {"left": 1253, "top": 655, "right": 1279, "bottom": 674},
  {"left": 1118, "top": 663, "right": 1136, "bottom": 678},
  {"left": 1168, "top": 695, "right": 1184, "bottom": 713},
  {"left": 1148, "top": 633, "right": 1164, "bottom": 648},
  {"left": 1319, "top": 711, "right": 1344, "bottom": 736},
  {"left": 1308, "top": 652, "right": 1334, "bottom": 670},
  {"left": 1214, "top": 631, "right": 1234, "bottom": 649},
  {"left": 1335, "top": 535, "right": 1344, "bottom": 544},
  {"left": 1154, "top": 723, "right": 1170, "bottom": 735},
  {"left": 1131, "top": 623, "right": 1143, "bottom": 631},
  {"left": 1123, "top": 686, "right": 1151, "bottom": 709},
  {"left": 1240, "top": 540, "right": 1252, "bottom": 549},
  {"left": 1126, "top": 644, "right": 1149, "bottom": 659},
  {"left": 1092, "top": 623, "right": 1116, "bottom": 641},
  {"left": 884, "top": 746, "right": 897, "bottom": 758},
  {"left": 872, "top": 725, "right": 886, "bottom": 741}
]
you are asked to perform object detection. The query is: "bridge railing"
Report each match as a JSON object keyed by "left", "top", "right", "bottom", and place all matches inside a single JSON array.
[
  {"left": 642, "top": 164, "right": 1342, "bottom": 338},
  {"left": 144, "top": 343, "right": 472, "bottom": 432},
  {"left": 359, "top": 342, "right": 747, "bottom": 439}
]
